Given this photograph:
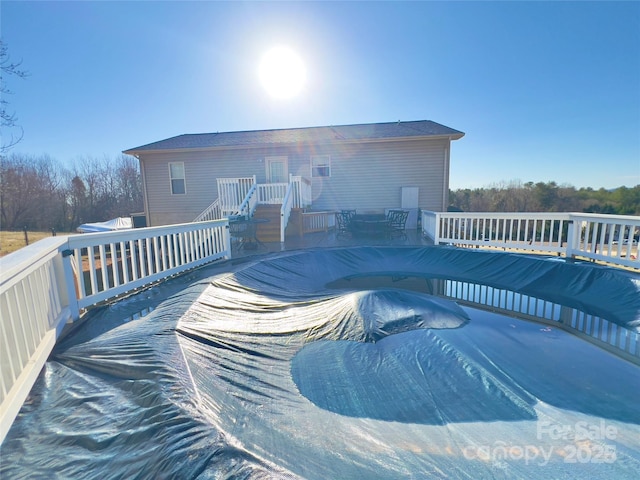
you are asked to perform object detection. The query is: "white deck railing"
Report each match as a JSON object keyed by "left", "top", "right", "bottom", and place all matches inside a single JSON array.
[
  {"left": 217, "top": 176, "right": 256, "bottom": 216},
  {"left": 290, "top": 175, "right": 312, "bottom": 209},
  {"left": 422, "top": 211, "right": 640, "bottom": 270},
  {"left": 194, "top": 175, "right": 314, "bottom": 244},
  {"left": 4, "top": 210, "right": 636, "bottom": 442},
  {"left": 0, "top": 219, "right": 231, "bottom": 443},
  {"left": 0, "top": 236, "right": 72, "bottom": 445},
  {"left": 68, "top": 221, "right": 230, "bottom": 309},
  {"left": 302, "top": 211, "right": 335, "bottom": 233},
  {"left": 193, "top": 198, "right": 221, "bottom": 222},
  {"left": 440, "top": 279, "right": 639, "bottom": 365},
  {"left": 236, "top": 184, "right": 258, "bottom": 219},
  {"left": 256, "top": 182, "right": 288, "bottom": 204},
  {"left": 281, "top": 184, "right": 295, "bottom": 243},
  {"left": 196, "top": 176, "right": 312, "bottom": 225},
  {"left": 279, "top": 175, "right": 314, "bottom": 242}
]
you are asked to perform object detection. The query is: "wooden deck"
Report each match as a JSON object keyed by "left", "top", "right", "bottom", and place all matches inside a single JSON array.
[{"left": 231, "top": 226, "right": 433, "bottom": 259}]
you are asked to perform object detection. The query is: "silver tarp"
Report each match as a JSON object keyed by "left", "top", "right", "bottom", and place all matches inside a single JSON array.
[{"left": 2, "top": 246, "right": 639, "bottom": 478}]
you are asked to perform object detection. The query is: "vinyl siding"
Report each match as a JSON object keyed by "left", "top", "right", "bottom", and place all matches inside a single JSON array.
[
  {"left": 310, "top": 139, "right": 447, "bottom": 212},
  {"left": 139, "top": 138, "right": 449, "bottom": 226},
  {"left": 141, "top": 147, "right": 310, "bottom": 225}
]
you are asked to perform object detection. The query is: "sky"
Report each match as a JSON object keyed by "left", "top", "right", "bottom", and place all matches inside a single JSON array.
[{"left": 2, "top": 0, "right": 639, "bottom": 190}]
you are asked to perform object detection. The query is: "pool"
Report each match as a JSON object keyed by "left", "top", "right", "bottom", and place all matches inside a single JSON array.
[{"left": 2, "top": 246, "right": 639, "bottom": 478}]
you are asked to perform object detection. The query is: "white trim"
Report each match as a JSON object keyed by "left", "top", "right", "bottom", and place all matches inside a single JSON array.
[
  {"left": 168, "top": 162, "right": 186, "bottom": 195},
  {"left": 311, "top": 154, "right": 331, "bottom": 177},
  {"left": 443, "top": 145, "right": 450, "bottom": 210},
  {"left": 265, "top": 156, "right": 288, "bottom": 183},
  {"left": 139, "top": 158, "right": 151, "bottom": 227}
]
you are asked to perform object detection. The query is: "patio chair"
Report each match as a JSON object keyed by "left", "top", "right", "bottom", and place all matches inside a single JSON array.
[
  {"left": 336, "top": 210, "right": 355, "bottom": 238},
  {"left": 229, "top": 217, "right": 260, "bottom": 250},
  {"left": 386, "top": 210, "right": 409, "bottom": 239},
  {"left": 342, "top": 209, "right": 356, "bottom": 220}
]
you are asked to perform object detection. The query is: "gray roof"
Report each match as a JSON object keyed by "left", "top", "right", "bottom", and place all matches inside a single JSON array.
[{"left": 124, "top": 120, "right": 464, "bottom": 154}]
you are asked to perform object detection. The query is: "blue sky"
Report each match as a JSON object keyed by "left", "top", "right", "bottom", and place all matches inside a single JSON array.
[{"left": 2, "top": 1, "right": 639, "bottom": 190}]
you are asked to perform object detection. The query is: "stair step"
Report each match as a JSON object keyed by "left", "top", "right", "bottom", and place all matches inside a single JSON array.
[
  {"left": 251, "top": 205, "right": 305, "bottom": 241},
  {"left": 254, "top": 205, "right": 280, "bottom": 242}
]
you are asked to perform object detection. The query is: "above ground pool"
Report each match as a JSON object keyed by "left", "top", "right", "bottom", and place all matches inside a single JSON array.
[{"left": 2, "top": 246, "right": 639, "bottom": 479}]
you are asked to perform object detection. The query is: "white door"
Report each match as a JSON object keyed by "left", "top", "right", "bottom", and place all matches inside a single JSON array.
[
  {"left": 401, "top": 186, "right": 419, "bottom": 229},
  {"left": 266, "top": 156, "right": 288, "bottom": 183},
  {"left": 401, "top": 186, "right": 419, "bottom": 209}
]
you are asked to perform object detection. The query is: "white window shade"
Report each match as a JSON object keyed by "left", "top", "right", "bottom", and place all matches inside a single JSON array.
[{"left": 311, "top": 155, "right": 331, "bottom": 177}]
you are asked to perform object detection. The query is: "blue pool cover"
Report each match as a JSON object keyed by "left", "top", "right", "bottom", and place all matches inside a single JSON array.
[{"left": 2, "top": 246, "right": 640, "bottom": 478}]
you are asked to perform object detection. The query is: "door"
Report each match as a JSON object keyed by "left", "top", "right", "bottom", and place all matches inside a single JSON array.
[
  {"left": 265, "top": 156, "right": 288, "bottom": 183},
  {"left": 401, "top": 186, "right": 419, "bottom": 229}
]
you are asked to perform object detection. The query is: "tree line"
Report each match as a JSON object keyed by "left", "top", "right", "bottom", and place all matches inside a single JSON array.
[
  {"left": 2, "top": 153, "right": 637, "bottom": 234},
  {"left": 449, "top": 181, "right": 640, "bottom": 215},
  {"left": 0, "top": 153, "right": 143, "bottom": 232}
]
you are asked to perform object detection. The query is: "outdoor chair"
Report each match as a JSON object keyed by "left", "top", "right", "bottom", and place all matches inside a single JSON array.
[
  {"left": 336, "top": 210, "right": 356, "bottom": 238},
  {"left": 386, "top": 210, "right": 409, "bottom": 239},
  {"left": 229, "top": 217, "right": 261, "bottom": 250},
  {"left": 342, "top": 209, "right": 357, "bottom": 220}
]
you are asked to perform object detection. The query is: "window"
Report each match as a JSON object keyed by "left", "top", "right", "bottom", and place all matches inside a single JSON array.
[
  {"left": 311, "top": 155, "right": 331, "bottom": 177},
  {"left": 266, "top": 156, "right": 288, "bottom": 183},
  {"left": 169, "top": 162, "right": 186, "bottom": 195}
]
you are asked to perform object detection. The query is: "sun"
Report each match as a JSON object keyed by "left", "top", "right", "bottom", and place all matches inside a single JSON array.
[{"left": 259, "top": 46, "right": 306, "bottom": 99}]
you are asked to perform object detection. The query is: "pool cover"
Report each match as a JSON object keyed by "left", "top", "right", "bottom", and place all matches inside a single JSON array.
[{"left": 2, "top": 246, "right": 640, "bottom": 479}]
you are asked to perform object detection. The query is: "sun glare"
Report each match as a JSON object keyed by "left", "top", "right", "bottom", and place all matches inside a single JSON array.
[{"left": 259, "top": 46, "right": 306, "bottom": 99}]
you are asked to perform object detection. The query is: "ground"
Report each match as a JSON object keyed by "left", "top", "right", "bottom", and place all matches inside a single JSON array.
[{"left": 0, "top": 231, "right": 55, "bottom": 257}]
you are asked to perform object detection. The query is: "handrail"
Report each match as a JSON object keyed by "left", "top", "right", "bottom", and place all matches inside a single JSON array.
[
  {"left": 422, "top": 211, "right": 640, "bottom": 270},
  {"left": 196, "top": 175, "right": 312, "bottom": 222},
  {"left": 0, "top": 218, "right": 231, "bottom": 443},
  {"left": 289, "top": 175, "right": 312, "bottom": 209},
  {"left": 217, "top": 176, "right": 256, "bottom": 216},
  {"left": 281, "top": 183, "right": 294, "bottom": 242},
  {"left": 235, "top": 184, "right": 258, "bottom": 218},
  {"left": 67, "top": 219, "right": 230, "bottom": 309},
  {"left": 569, "top": 213, "right": 640, "bottom": 266},
  {"left": 301, "top": 211, "right": 335, "bottom": 233},
  {"left": 193, "top": 197, "right": 221, "bottom": 222},
  {"left": 256, "top": 182, "right": 288, "bottom": 204},
  {"left": 0, "top": 236, "right": 75, "bottom": 445}
]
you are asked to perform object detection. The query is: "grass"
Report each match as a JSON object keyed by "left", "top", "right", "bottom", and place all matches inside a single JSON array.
[{"left": 0, "top": 231, "right": 57, "bottom": 257}]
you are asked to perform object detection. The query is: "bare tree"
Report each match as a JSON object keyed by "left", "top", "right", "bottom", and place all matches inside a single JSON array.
[
  {"left": 0, "top": 153, "right": 143, "bottom": 232},
  {"left": 68, "top": 155, "right": 143, "bottom": 224},
  {"left": 1, "top": 40, "right": 28, "bottom": 153},
  {"left": 114, "top": 154, "right": 143, "bottom": 215},
  {"left": 67, "top": 174, "right": 87, "bottom": 228},
  {"left": 0, "top": 154, "right": 45, "bottom": 229}
]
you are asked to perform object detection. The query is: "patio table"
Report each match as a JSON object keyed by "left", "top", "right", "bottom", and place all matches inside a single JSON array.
[
  {"left": 229, "top": 218, "right": 270, "bottom": 250},
  {"left": 350, "top": 214, "right": 390, "bottom": 239}
]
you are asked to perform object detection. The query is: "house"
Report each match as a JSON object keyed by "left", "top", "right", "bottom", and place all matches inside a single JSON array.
[{"left": 123, "top": 120, "right": 464, "bottom": 241}]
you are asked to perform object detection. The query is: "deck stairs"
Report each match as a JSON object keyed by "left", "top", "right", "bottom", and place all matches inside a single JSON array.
[{"left": 253, "top": 205, "right": 303, "bottom": 242}]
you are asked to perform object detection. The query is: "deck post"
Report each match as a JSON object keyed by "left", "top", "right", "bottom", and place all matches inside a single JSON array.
[
  {"left": 223, "top": 221, "right": 232, "bottom": 259},
  {"left": 434, "top": 213, "right": 442, "bottom": 245},
  {"left": 565, "top": 218, "right": 577, "bottom": 259},
  {"left": 59, "top": 247, "right": 81, "bottom": 322}
]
